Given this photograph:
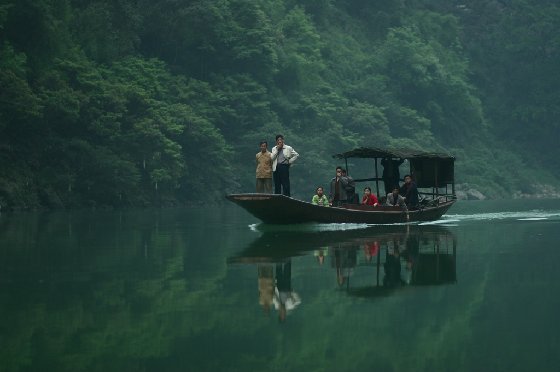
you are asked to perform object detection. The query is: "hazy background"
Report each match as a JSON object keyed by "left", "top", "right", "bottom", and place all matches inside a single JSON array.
[{"left": 1, "top": 0, "right": 559, "bottom": 208}]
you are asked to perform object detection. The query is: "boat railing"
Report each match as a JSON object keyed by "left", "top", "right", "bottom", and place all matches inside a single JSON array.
[
  {"left": 418, "top": 191, "right": 456, "bottom": 203},
  {"left": 352, "top": 177, "right": 455, "bottom": 203}
]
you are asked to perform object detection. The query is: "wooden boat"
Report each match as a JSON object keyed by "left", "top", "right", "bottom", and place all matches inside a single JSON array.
[
  {"left": 226, "top": 193, "right": 454, "bottom": 224},
  {"left": 227, "top": 147, "right": 456, "bottom": 224}
]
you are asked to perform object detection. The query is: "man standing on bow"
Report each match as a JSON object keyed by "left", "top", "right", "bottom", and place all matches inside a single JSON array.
[
  {"left": 255, "top": 140, "right": 272, "bottom": 193},
  {"left": 271, "top": 134, "right": 299, "bottom": 197}
]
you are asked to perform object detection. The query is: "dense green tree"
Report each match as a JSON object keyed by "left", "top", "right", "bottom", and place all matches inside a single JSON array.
[
  {"left": 0, "top": 0, "right": 558, "bottom": 208},
  {"left": 71, "top": 0, "right": 142, "bottom": 63}
]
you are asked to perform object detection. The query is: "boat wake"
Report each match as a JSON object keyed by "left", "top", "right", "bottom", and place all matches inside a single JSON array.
[
  {"left": 247, "top": 210, "right": 560, "bottom": 230},
  {"left": 418, "top": 219, "right": 460, "bottom": 226},
  {"left": 440, "top": 210, "right": 560, "bottom": 223},
  {"left": 249, "top": 222, "right": 372, "bottom": 232}
]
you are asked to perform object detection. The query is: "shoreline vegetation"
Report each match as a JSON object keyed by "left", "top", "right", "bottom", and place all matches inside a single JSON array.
[
  {"left": 1, "top": 1, "right": 559, "bottom": 211},
  {"left": 1, "top": 187, "right": 559, "bottom": 213}
]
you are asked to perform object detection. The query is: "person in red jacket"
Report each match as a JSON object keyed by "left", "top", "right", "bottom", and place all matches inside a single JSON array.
[{"left": 361, "top": 186, "right": 379, "bottom": 206}]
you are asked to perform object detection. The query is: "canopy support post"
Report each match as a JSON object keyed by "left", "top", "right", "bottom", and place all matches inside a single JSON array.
[{"left": 374, "top": 157, "right": 380, "bottom": 199}]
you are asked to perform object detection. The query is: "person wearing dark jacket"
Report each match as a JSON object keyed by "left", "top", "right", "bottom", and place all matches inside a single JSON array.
[
  {"left": 341, "top": 169, "right": 357, "bottom": 204},
  {"left": 399, "top": 174, "right": 419, "bottom": 208},
  {"left": 329, "top": 166, "right": 349, "bottom": 206},
  {"left": 381, "top": 157, "right": 404, "bottom": 195}
]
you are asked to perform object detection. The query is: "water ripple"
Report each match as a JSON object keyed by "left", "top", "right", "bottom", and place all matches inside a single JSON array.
[{"left": 443, "top": 210, "right": 560, "bottom": 222}]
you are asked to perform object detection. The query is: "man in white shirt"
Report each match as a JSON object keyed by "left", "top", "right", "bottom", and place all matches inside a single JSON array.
[{"left": 271, "top": 134, "right": 299, "bottom": 197}]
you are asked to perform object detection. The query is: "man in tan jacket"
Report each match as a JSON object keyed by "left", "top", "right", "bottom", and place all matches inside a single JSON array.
[{"left": 256, "top": 140, "right": 273, "bottom": 193}]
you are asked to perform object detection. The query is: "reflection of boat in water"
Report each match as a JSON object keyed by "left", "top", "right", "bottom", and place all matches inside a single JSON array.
[
  {"left": 230, "top": 225, "right": 456, "bottom": 285},
  {"left": 228, "top": 224, "right": 455, "bottom": 265},
  {"left": 344, "top": 226, "right": 457, "bottom": 298},
  {"left": 229, "top": 225, "right": 457, "bottom": 315},
  {"left": 227, "top": 147, "right": 456, "bottom": 224}
]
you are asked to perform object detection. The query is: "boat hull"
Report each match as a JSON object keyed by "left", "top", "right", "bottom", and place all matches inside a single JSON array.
[{"left": 226, "top": 193, "right": 454, "bottom": 224}]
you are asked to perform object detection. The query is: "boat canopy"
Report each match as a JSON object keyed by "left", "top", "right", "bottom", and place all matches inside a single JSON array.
[
  {"left": 332, "top": 146, "right": 456, "bottom": 197},
  {"left": 332, "top": 147, "right": 455, "bottom": 161}
]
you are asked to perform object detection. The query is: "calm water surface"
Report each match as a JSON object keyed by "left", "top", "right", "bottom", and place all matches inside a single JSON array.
[{"left": 1, "top": 200, "right": 560, "bottom": 372}]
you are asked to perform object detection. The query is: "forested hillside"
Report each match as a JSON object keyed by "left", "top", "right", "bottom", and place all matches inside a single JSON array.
[{"left": 1, "top": 0, "right": 558, "bottom": 209}]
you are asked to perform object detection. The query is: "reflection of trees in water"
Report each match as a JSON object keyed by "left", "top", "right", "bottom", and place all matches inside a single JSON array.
[{"left": 0, "top": 209, "right": 243, "bottom": 371}]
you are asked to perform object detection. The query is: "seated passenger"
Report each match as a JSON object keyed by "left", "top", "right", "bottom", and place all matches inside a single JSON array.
[
  {"left": 312, "top": 186, "right": 330, "bottom": 206},
  {"left": 386, "top": 186, "right": 410, "bottom": 220},
  {"left": 399, "top": 174, "right": 419, "bottom": 208},
  {"left": 361, "top": 187, "right": 379, "bottom": 206}
]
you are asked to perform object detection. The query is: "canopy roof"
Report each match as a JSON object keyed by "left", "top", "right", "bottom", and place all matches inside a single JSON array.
[{"left": 332, "top": 147, "right": 455, "bottom": 161}]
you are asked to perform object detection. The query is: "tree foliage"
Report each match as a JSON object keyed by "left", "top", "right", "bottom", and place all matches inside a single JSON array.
[{"left": 0, "top": 0, "right": 558, "bottom": 208}]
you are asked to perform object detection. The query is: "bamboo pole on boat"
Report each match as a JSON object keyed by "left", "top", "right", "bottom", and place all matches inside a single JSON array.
[{"left": 374, "top": 157, "right": 380, "bottom": 199}]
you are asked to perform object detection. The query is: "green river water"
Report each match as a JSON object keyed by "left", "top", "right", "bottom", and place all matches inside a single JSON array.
[{"left": 1, "top": 199, "right": 560, "bottom": 372}]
